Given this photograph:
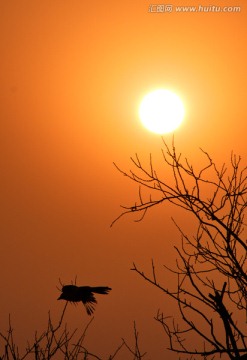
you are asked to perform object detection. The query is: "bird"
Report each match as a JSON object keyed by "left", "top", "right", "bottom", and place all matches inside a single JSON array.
[{"left": 57, "top": 284, "right": 111, "bottom": 315}]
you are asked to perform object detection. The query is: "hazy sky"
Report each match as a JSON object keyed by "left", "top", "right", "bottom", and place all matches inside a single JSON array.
[{"left": 0, "top": 1, "right": 246, "bottom": 359}]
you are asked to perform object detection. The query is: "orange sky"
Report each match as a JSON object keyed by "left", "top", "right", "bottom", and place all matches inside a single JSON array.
[{"left": 0, "top": 1, "right": 246, "bottom": 358}]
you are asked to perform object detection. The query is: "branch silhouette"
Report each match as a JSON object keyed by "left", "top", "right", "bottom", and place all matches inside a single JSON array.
[{"left": 114, "top": 139, "right": 247, "bottom": 359}]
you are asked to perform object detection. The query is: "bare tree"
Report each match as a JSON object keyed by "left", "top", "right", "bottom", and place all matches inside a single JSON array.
[
  {"left": 112, "top": 139, "right": 247, "bottom": 359},
  {"left": 0, "top": 303, "right": 146, "bottom": 359}
]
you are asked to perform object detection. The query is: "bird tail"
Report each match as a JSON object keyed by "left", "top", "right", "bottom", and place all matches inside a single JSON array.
[{"left": 91, "top": 286, "right": 111, "bottom": 295}]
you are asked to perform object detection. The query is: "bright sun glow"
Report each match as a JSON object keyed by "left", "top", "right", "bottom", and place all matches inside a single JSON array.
[{"left": 139, "top": 89, "right": 185, "bottom": 134}]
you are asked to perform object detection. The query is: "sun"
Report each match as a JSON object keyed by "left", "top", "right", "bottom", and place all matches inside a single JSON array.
[{"left": 139, "top": 89, "right": 185, "bottom": 134}]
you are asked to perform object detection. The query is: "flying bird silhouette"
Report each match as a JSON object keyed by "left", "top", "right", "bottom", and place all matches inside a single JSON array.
[{"left": 58, "top": 285, "right": 111, "bottom": 315}]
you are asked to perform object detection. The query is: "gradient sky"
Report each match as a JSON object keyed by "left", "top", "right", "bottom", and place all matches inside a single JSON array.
[{"left": 0, "top": 1, "right": 246, "bottom": 359}]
